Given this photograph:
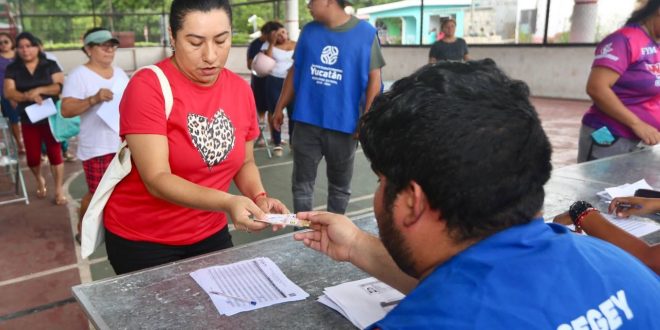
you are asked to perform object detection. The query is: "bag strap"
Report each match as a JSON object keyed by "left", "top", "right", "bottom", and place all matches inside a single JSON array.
[{"left": 133, "top": 64, "right": 173, "bottom": 119}]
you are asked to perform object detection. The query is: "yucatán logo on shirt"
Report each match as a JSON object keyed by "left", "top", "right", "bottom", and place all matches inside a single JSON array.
[
  {"left": 321, "top": 46, "right": 339, "bottom": 65},
  {"left": 595, "top": 42, "right": 619, "bottom": 61},
  {"left": 641, "top": 46, "right": 657, "bottom": 56},
  {"left": 310, "top": 45, "right": 343, "bottom": 87}
]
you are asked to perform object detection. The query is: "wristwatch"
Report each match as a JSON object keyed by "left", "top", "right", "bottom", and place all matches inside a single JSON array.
[{"left": 569, "top": 201, "right": 597, "bottom": 229}]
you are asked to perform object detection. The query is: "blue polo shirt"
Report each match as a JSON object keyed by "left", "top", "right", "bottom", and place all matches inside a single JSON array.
[{"left": 369, "top": 219, "right": 660, "bottom": 329}]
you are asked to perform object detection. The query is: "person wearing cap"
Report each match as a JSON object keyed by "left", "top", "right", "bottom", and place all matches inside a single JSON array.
[
  {"left": 4, "top": 31, "right": 65, "bottom": 204},
  {"left": 273, "top": 0, "right": 385, "bottom": 214},
  {"left": 60, "top": 27, "right": 128, "bottom": 243}
]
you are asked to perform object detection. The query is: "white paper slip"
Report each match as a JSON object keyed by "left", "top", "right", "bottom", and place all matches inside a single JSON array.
[
  {"left": 25, "top": 98, "right": 57, "bottom": 123},
  {"left": 598, "top": 179, "right": 653, "bottom": 201},
  {"left": 190, "top": 257, "right": 309, "bottom": 316},
  {"left": 255, "top": 213, "right": 311, "bottom": 227},
  {"left": 319, "top": 277, "right": 405, "bottom": 329},
  {"left": 96, "top": 78, "right": 129, "bottom": 134}
]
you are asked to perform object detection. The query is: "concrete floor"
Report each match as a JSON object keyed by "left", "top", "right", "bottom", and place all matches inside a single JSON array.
[{"left": 0, "top": 97, "right": 589, "bottom": 329}]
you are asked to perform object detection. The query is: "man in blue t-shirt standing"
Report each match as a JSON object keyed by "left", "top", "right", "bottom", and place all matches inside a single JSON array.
[
  {"left": 294, "top": 60, "right": 660, "bottom": 329},
  {"left": 273, "top": 0, "right": 385, "bottom": 214}
]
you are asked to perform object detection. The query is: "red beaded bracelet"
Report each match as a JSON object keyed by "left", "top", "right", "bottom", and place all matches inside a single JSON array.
[
  {"left": 252, "top": 192, "right": 267, "bottom": 203},
  {"left": 574, "top": 207, "right": 598, "bottom": 230}
]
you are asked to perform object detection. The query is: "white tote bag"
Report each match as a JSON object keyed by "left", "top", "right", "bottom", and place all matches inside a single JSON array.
[{"left": 80, "top": 65, "right": 173, "bottom": 259}]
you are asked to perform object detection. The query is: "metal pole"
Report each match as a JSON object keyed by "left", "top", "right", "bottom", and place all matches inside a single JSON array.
[
  {"left": 18, "top": 0, "right": 25, "bottom": 32},
  {"left": 419, "top": 0, "right": 424, "bottom": 45},
  {"left": 543, "top": 0, "right": 551, "bottom": 44}
]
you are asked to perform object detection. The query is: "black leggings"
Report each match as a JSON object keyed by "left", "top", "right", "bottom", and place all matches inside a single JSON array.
[{"left": 105, "top": 226, "right": 233, "bottom": 275}]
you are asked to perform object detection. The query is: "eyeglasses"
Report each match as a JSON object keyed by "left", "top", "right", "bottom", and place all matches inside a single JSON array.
[{"left": 90, "top": 42, "right": 118, "bottom": 51}]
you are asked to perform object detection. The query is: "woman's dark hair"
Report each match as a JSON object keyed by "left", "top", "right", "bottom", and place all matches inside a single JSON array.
[
  {"left": 0, "top": 32, "right": 14, "bottom": 49},
  {"left": 14, "top": 32, "right": 46, "bottom": 63},
  {"left": 80, "top": 27, "right": 109, "bottom": 55},
  {"left": 627, "top": 0, "right": 660, "bottom": 25},
  {"left": 261, "top": 21, "right": 284, "bottom": 36},
  {"left": 170, "top": 0, "right": 232, "bottom": 36}
]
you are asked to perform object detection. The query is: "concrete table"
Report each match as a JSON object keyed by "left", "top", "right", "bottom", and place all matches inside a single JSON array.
[{"left": 72, "top": 147, "right": 660, "bottom": 329}]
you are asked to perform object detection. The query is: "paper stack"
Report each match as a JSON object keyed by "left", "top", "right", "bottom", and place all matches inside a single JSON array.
[
  {"left": 318, "top": 277, "right": 404, "bottom": 329},
  {"left": 190, "top": 257, "right": 309, "bottom": 316},
  {"left": 596, "top": 179, "right": 653, "bottom": 202}
]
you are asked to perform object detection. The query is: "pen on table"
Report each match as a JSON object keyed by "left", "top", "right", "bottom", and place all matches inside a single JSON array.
[
  {"left": 209, "top": 291, "right": 257, "bottom": 305},
  {"left": 617, "top": 203, "right": 643, "bottom": 210}
]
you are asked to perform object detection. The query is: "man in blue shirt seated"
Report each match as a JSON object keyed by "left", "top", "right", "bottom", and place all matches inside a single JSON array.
[{"left": 294, "top": 59, "right": 660, "bottom": 329}]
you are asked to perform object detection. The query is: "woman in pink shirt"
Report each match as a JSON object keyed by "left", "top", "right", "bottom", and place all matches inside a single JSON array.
[{"left": 578, "top": 1, "right": 660, "bottom": 162}]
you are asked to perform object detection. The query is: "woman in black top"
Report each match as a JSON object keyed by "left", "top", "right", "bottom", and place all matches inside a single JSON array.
[{"left": 3, "top": 32, "right": 66, "bottom": 205}]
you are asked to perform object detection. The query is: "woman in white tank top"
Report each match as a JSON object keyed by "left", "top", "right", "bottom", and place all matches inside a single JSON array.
[{"left": 261, "top": 22, "right": 296, "bottom": 156}]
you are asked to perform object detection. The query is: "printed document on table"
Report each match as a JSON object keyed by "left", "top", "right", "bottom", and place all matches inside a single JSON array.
[
  {"left": 190, "top": 257, "right": 309, "bottom": 316},
  {"left": 96, "top": 78, "right": 128, "bottom": 134},
  {"left": 562, "top": 213, "right": 660, "bottom": 238},
  {"left": 318, "top": 277, "right": 405, "bottom": 329},
  {"left": 601, "top": 213, "right": 660, "bottom": 237},
  {"left": 25, "top": 98, "right": 57, "bottom": 123}
]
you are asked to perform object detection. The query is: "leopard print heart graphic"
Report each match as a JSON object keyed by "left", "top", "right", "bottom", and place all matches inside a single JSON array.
[{"left": 187, "top": 110, "right": 236, "bottom": 169}]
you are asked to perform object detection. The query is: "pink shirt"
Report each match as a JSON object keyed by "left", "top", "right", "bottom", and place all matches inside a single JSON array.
[{"left": 582, "top": 24, "right": 660, "bottom": 139}]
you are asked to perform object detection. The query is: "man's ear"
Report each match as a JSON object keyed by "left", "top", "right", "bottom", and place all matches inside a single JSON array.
[{"left": 401, "top": 181, "right": 427, "bottom": 227}]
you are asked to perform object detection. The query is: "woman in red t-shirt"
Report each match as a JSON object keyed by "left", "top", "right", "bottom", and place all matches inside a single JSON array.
[{"left": 103, "top": 0, "right": 288, "bottom": 274}]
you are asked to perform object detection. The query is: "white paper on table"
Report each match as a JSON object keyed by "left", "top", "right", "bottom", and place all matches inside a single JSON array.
[
  {"left": 96, "top": 78, "right": 128, "bottom": 134},
  {"left": 320, "top": 277, "right": 405, "bottom": 329},
  {"left": 601, "top": 213, "right": 660, "bottom": 237},
  {"left": 25, "top": 98, "right": 57, "bottom": 123},
  {"left": 190, "top": 257, "right": 308, "bottom": 316},
  {"left": 318, "top": 294, "right": 351, "bottom": 320},
  {"left": 562, "top": 213, "right": 660, "bottom": 238},
  {"left": 598, "top": 179, "right": 653, "bottom": 201}
]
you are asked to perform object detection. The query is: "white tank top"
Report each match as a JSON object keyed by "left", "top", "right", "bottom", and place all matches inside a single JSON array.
[{"left": 261, "top": 42, "right": 294, "bottom": 79}]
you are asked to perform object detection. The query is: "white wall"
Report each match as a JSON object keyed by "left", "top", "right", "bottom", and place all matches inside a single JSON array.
[
  {"left": 51, "top": 47, "right": 168, "bottom": 74},
  {"left": 52, "top": 45, "right": 594, "bottom": 100}
]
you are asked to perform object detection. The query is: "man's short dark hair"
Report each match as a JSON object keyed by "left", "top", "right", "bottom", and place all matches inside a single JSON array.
[{"left": 359, "top": 59, "right": 552, "bottom": 242}]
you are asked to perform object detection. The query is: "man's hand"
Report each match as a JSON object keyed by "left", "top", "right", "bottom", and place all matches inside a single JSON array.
[
  {"left": 553, "top": 211, "right": 582, "bottom": 233},
  {"left": 293, "top": 211, "right": 362, "bottom": 262},
  {"left": 272, "top": 108, "right": 284, "bottom": 132}
]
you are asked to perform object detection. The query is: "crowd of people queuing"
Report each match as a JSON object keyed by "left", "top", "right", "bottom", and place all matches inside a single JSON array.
[{"left": 0, "top": 0, "right": 659, "bottom": 326}]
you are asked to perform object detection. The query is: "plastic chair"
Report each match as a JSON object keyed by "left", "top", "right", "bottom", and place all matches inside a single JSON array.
[{"left": 0, "top": 117, "right": 29, "bottom": 205}]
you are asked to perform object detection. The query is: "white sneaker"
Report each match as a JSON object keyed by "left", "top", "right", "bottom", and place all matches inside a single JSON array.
[{"left": 273, "top": 146, "right": 283, "bottom": 157}]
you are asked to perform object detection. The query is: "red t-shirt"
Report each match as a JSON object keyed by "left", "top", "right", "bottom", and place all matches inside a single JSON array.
[{"left": 104, "top": 59, "right": 259, "bottom": 245}]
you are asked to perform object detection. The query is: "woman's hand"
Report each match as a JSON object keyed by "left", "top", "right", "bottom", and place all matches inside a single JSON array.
[
  {"left": 630, "top": 121, "right": 660, "bottom": 145},
  {"left": 254, "top": 196, "right": 289, "bottom": 231},
  {"left": 609, "top": 197, "right": 660, "bottom": 218},
  {"left": 94, "top": 88, "right": 114, "bottom": 103},
  {"left": 25, "top": 89, "right": 43, "bottom": 104},
  {"left": 226, "top": 195, "right": 269, "bottom": 233}
]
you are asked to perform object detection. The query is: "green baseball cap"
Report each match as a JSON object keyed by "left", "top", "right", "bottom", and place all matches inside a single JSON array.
[{"left": 84, "top": 30, "right": 119, "bottom": 46}]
